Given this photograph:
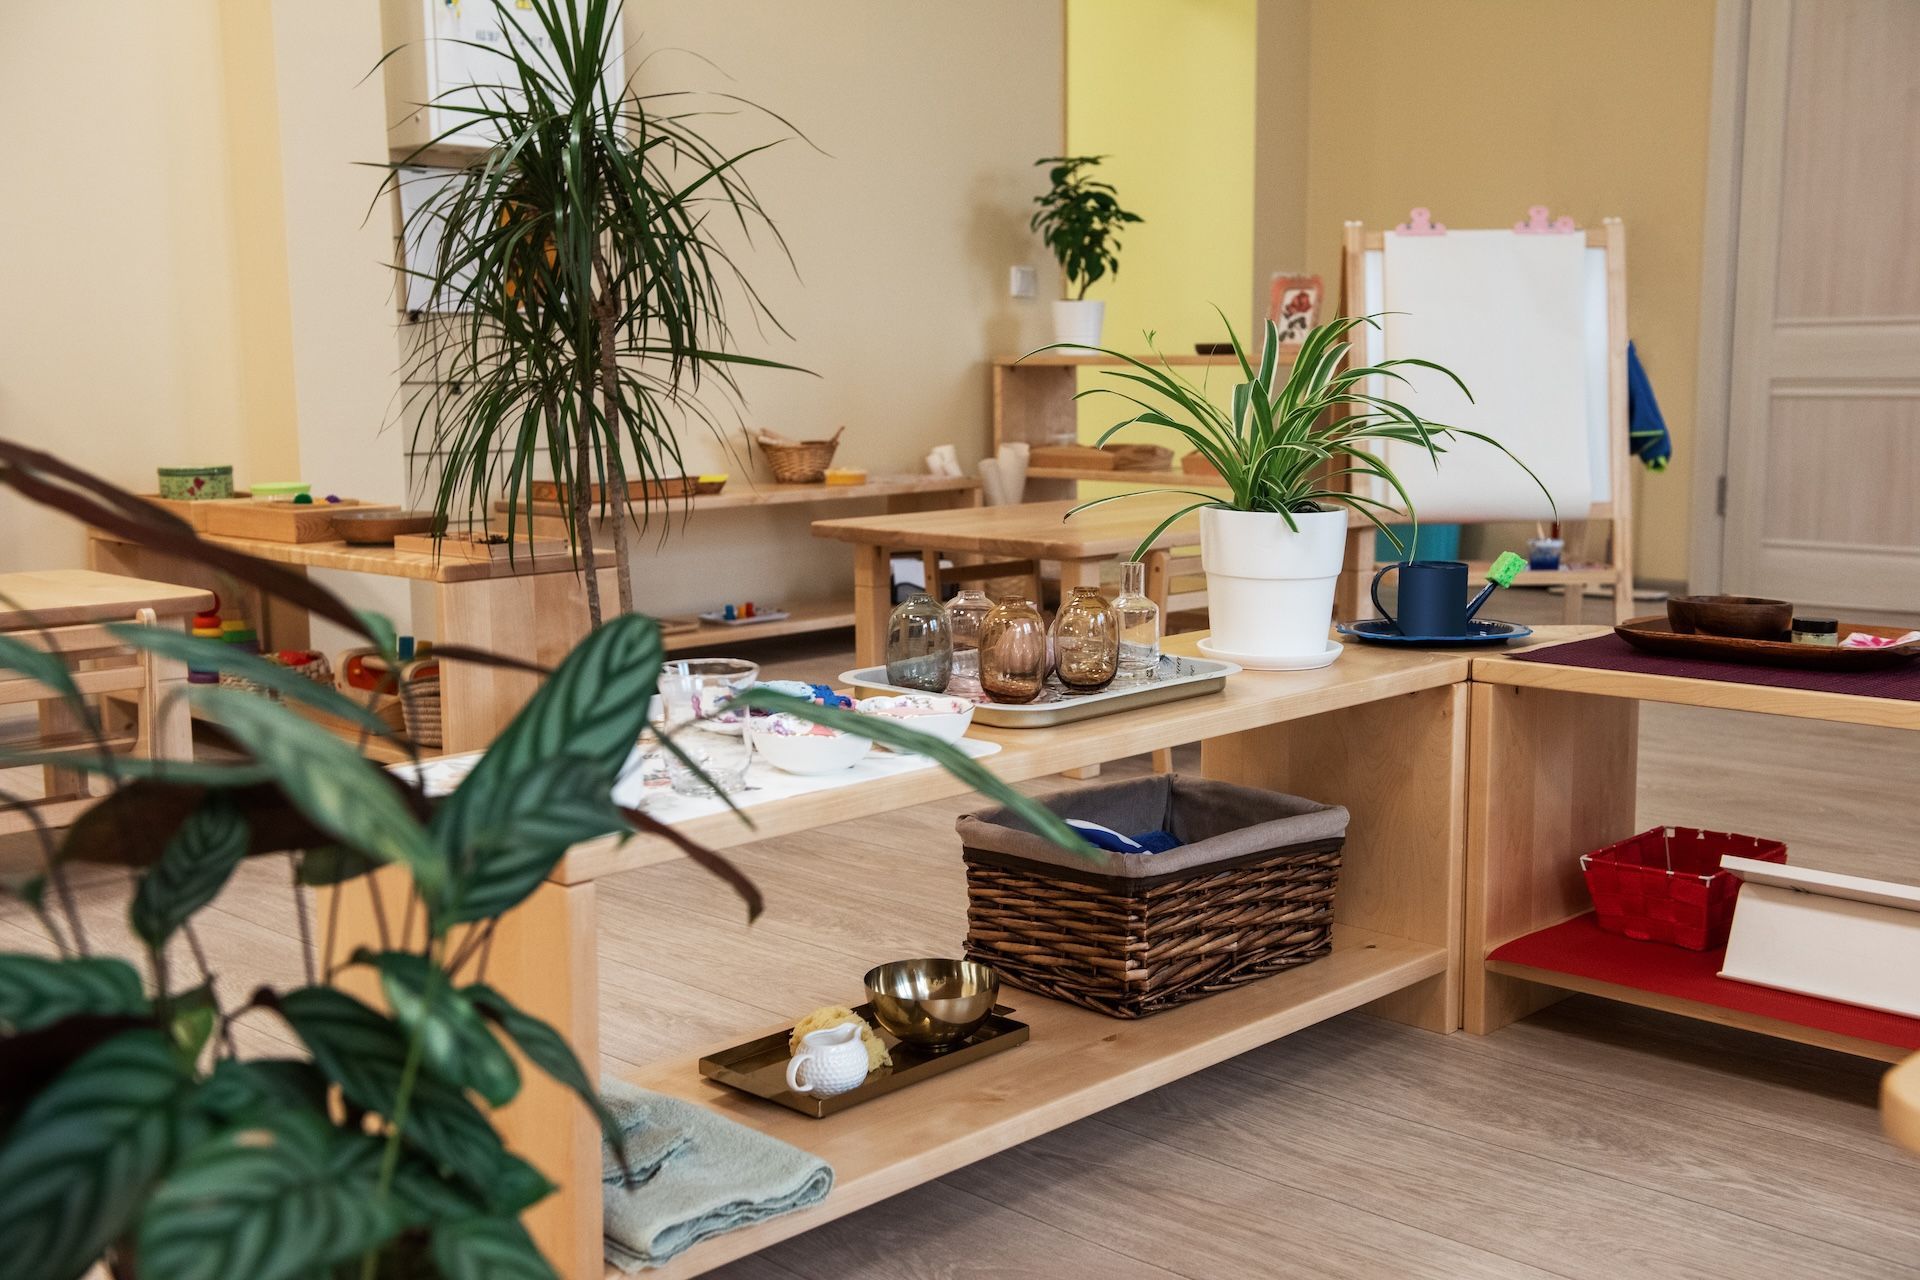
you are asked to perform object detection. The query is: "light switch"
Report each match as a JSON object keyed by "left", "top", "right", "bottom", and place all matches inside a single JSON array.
[{"left": 1009, "top": 265, "right": 1037, "bottom": 299}]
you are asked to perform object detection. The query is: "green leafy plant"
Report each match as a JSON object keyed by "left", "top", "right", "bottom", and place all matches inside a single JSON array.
[
  {"left": 386, "top": 0, "right": 804, "bottom": 626},
  {"left": 0, "top": 442, "right": 1085, "bottom": 1280},
  {"left": 1051, "top": 313, "right": 1552, "bottom": 558},
  {"left": 1029, "top": 155, "right": 1144, "bottom": 301}
]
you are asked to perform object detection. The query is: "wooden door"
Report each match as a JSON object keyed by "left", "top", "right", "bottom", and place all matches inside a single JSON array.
[{"left": 1721, "top": 0, "right": 1920, "bottom": 611}]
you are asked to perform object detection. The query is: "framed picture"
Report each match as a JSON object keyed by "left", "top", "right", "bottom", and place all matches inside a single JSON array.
[{"left": 1266, "top": 273, "right": 1322, "bottom": 345}]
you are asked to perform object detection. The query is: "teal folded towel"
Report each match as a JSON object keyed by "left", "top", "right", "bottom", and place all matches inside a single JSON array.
[{"left": 601, "top": 1075, "right": 834, "bottom": 1271}]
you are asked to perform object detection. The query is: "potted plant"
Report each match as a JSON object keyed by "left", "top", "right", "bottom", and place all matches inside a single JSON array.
[
  {"left": 387, "top": 0, "right": 801, "bottom": 626},
  {"left": 1028, "top": 155, "right": 1143, "bottom": 352},
  {"left": 0, "top": 444, "right": 1083, "bottom": 1280},
  {"left": 1054, "top": 313, "right": 1549, "bottom": 668}
]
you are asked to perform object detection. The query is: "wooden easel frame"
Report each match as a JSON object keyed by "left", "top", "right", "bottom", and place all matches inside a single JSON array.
[{"left": 1333, "top": 217, "right": 1636, "bottom": 625}]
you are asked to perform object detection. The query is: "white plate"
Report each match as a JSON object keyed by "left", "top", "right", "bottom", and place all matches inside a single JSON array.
[{"left": 1195, "top": 636, "right": 1342, "bottom": 671}]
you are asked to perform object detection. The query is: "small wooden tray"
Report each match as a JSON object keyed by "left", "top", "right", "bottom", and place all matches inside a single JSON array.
[
  {"left": 393, "top": 532, "right": 567, "bottom": 561},
  {"left": 1102, "top": 443, "right": 1175, "bottom": 471},
  {"left": 529, "top": 476, "right": 696, "bottom": 503},
  {"left": 204, "top": 499, "right": 392, "bottom": 544},
  {"left": 699, "top": 1002, "right": 1028, "bottom": 1118},
  {"left": 1614, "top": 616, "right": 1920, "bottom": 670},
  {"left": 1028, "top": 444, "right": 1116, "bottom": 471}
]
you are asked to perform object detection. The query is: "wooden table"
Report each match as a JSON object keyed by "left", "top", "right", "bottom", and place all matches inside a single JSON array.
[
  {"left": 812, "top": 496, "right": 1206, "bottom": 666},
  {"left": 1464, "top": 631, "right": 1920, "bottom": 1062},
  {"left": 327, "top": 632, "right": 1476, "bottom": 1277},
  {"left": 87, "top": 529, "right": 616, "bottom": 753}
]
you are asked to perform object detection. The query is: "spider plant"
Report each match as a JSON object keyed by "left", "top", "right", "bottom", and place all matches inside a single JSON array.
[
  {"left": 1052, "top": 312, "right": 1552, "bottom": 558},
  {"left": 382, "top": 0, "right": 803, "bottom": 626}
]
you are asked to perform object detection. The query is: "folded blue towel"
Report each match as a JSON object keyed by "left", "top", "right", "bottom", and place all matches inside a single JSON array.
[
  {"left": 1066, "top": 818, "right": 1182, "bottom": 854},
  {"left": 1627, "top": 341, "right": 1672, "bottom": 470},
  {"left": 601, "top": 1076, "right": 833, "bottom": 1271}
]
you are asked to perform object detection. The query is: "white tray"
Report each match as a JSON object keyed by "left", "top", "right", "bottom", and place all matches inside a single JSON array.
[{"left": 842, "top": 655, "right": 1238, "bottom": 728}]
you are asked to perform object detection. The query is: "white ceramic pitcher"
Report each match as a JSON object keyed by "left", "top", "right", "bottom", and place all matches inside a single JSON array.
[{"left": 784, "top": 1022, "right": 870, "bottom": 1098}]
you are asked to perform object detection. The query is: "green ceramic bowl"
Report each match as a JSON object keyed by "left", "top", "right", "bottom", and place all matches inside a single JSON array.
[{"left": 157, "top": 466, "right": 234, "bottom": 501}]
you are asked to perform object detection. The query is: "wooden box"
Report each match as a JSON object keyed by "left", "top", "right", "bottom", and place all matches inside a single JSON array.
[
  {"left": 202, "top": 499, "right": 392, "bottom": 544},
  {"left": 1028, "top": 444, "right": 1115, "bottom": 471},
  {"left": 138, "top": 493, "right": 253, "bottom": 531}
]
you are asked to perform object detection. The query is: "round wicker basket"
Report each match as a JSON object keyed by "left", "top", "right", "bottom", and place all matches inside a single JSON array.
[{"left": 754, "top": 426, "right": 844, "bottom": 483}]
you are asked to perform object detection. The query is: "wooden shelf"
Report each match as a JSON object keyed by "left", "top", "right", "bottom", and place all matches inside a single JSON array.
[
  {"left": 1486, "top": 913, "right": 1920, "bottom": 1062},
  {"left": 1026, "top": 466, "right": 1230, "bottom": 488},
  {"left": 495, "top": 474, "right": 977, "bottom": 522},
  {"left": 613, "top": 924, "right": 1445, "bottom": 1279},
  {"left": 995, "top": 347, "right": 1297, "bottom": 368},
  {"left": 659, "top": 599, "right": 854, "bottom": 653}
]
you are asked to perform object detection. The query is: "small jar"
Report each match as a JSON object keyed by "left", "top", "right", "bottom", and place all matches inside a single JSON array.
[
  {"left": 1051, "top": 585, "right": 1119, "bottom": 692},
  {"left": 1791, "top": 616, "right": 1839, "bottom": 647},
  {"left": 978, "top": 597, "right": 1049, "bottom": 703},
  {"left": 885, "top": 591, "right": 952, "bottom": 691},
  {"left": 1111, "top": 560, "right": 1160, "bottom": 683},
  {"left": 945, "top": 588, "right": 994, "bottom": 689}
]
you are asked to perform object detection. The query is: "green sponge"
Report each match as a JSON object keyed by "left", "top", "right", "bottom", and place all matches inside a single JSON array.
[{"left": 1485, "top": 550, "right": 1527, "bottom": 588}]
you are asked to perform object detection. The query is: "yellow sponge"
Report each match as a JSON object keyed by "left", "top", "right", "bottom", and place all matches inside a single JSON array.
[{"left": 788, "top": 1005, "right": 891, "bottom": 1072}]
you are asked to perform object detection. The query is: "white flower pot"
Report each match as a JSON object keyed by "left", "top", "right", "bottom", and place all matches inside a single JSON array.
[
  {"left": 1200, "top": 506, "right": 1349, "bottom": 662},
  {"left": 1051, "top": 299, "right": 1105, "bottom": 352}
]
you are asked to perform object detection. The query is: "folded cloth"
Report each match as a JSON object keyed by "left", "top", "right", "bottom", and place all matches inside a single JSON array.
[
  {"left": 601, "top": 1076, "right": 834, "bottom": 1271},
  {"left": 1065, "top": 818, "right": 1182, "bottom": 854},
  {"left": 1627, "top": 341, "right": 1672, "bottom": 470}
]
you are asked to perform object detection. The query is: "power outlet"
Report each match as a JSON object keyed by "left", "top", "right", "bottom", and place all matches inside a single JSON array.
[{"left": 1008, "top": 265, "right": 1038, "bottom": 299}]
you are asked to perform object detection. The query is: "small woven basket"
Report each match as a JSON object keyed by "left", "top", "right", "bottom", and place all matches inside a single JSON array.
[
  {"left": 755, "top": 426, "right": 844, "bottom": 483},
  {"left": 1581, "top": 825, "right": 1786, "bottom": 950},
  {"left": 957, "top": 774, "right": 1349, "bottom": 1019},
  {"left": 399, "top": 661, "right": 442, "bottom": 749},
  {"left": 218, "top": 650, "right": 333, "bottom": 701}
]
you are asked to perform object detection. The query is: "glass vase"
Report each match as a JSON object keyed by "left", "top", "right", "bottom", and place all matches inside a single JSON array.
[
  {"left": 1112, "top": 560, "right": 1161, "bottom": 683},
  {"left": 885, "top": 591, "right": 952, "bottom": 692},
  {"left": 1051, "top": 585, "right": 1119, "bottom": 692},
  {"left": 945, "top": 587, "right": 993, "bottom": 694},
  {"left": 658, "top": 657, "right": 759, "bottom": 797},
  {"left": 978, "top": 596, "right": 1049, "bottom": 703}
]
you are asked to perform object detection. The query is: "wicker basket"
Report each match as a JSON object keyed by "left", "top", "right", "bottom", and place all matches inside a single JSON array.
[
  {"left": 399, "top": 661, "right": 442, "bottom": 749},
  {"left": 956, "top": 774, "right": 1349, "bottom": 1018},
  {"left": 218, "top": 650, "right": 334, "bottom": 701},
  {"left": 755, "top": 426, "right": 844, "bottom": 483}
]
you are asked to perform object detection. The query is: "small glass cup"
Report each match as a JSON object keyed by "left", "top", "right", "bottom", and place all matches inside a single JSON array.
[
  {"left": 945, "top": 587, "right": 994, "bottom": 695},
  {"left": 1051, "top": 586, "right": 1119, "bottom": 692},
  {"left": 978, "top": 597, "right": 1049, "bottom": 703},
  {"left": 885, "top": 591, "right": 952, "bottom": 692},
  {"left": 659, "top": 657, "right": 759, "bottom": 797}
]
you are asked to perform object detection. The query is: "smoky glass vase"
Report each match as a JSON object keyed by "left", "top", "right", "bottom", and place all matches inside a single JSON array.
[
  {"left": 978, "top": 596, "right": 1049, "bottom": 703},
  {"left": 1051, "top": 586, "right": 1119, "bottom": 692},
  {"left": 885, "top": 591, "right": 953, "bottom": 692}
]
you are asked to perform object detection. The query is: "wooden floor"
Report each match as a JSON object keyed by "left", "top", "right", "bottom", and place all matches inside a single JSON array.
[{"left": 7, "top": 585, "right": 1920, "bottom": 1279}]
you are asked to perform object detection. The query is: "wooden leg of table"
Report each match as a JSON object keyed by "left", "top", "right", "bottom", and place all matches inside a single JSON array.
[
  {"left": 434, "top": 569, "right": 616, "bottom": 754},
  {"left": 1336, "top": 526, "right": 1372, "bottom": 622},
  {"left": 37, "top": 685, "right": 86, "bottom": 800},
  {"left": 142, "top": 611, "right": 193, "bottom": 764},
  {"left": 920, "top": 550, "right": 943, "bottom": 599},
  {"left": 1464, "top": 682, "right": 1639, "bottom": 1035},
  {"left": 851, "top": 545, "right": 893, "bottom": 669},
  {"left": 1561, "top": 582, "right": 1587, "bottom": 624},
  {"left": 1201, "top": 683, "right": 1469, "bottom": 1032}
]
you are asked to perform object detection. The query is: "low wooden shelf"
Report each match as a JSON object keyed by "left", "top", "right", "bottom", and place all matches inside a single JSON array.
[
  {"left": 660, "top": 598, "right": 856, "bottom": 653},
  {"left": 494, "top": 474, "right": 979, "bottom": 521}
]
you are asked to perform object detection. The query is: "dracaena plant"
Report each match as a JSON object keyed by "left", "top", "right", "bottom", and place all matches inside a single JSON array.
[
  {"left": 385, "top": 0, "right": 804, "bottom": 626},
  {"left": 1029, "top": 155, "right": 1143, "bottom": 301},
  {"left": 0, "top": 444, "right": 1083, "bottom": 1280},
  {"left": 1052, "top": 313, "right": 1552, "bottom": 558}
]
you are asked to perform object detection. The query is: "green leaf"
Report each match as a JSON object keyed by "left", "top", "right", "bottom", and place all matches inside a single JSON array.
[
  {"left": 195, "top": 1058, "right": 330, "bottom": 1123},
  {"left": 130, "top": 798, "right": 250, "bottom": 948},
  {"left": 296, "top": 843, "right": 382, "bottom": 887},
  {"left": 465, "top": 981, "right": 622, "bottom": 1163},
  {"left": 436, "top": 753, "right": 628, "bottom": 926},
  {"left": 431, "top": 1216, "right": 558, "bottom": 1280},
  {"left": 136, "top": 1110, "right": 403, "bottom": 1280},
  {"left": 165, "top": 982, "right": 219, "bottom": 1063},
  {"left": 0, "top": 1029, "right": 194, "bottom": 1280},
  {"left": 196, "top": 687, "right": 448, "bottom": 909},
  {"left": 362, "top": 949, "right": 521, "bottom": 1107},
  {"left": 0, "top": 953, "right": 147, "bottom": 1034}
]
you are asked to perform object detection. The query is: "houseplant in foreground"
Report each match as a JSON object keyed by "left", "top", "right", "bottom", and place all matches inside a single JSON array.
[
  {"left": 1055, "top": 313, "right": 1549, "bottom": 667},
  {"left": 0, "top": 444, "right": 1082, "bottom": 1279},
  {"left": 1029, "top": 154, "right": 1143, "bottom": 351}
]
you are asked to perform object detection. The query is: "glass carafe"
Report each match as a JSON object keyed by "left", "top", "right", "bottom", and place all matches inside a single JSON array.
[
  {"left": 1112, "top": 560, "right": 1161, "bottom": 683},
  {"left": 945, "top": 587, "right": 993, "bottom": 693},
  {"left": 1051, "top": 586, "right": 1119, "bottom": 692},
  {"left": 885, "top": 591, "right": 952, "bottom": 692},
  {"left": 978, "top": 596, "right": 1049, "bottom": 703}
]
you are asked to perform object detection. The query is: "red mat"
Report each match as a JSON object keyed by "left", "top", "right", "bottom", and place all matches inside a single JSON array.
[
  {"left": 1511, "top": 633, "right": 1920, "bottom": 701},
  {"left": 1489, "top": 913, "right": 1920, "bottom": 1051}
]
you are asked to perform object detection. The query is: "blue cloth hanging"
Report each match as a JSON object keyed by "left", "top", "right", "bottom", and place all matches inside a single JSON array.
[{"left": 1627, "top": 341, "right": 1671, "bottom": 470}]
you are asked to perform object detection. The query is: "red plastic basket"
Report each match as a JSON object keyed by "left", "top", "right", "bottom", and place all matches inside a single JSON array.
[{"left": 1580, "top": 826, "right": 1787, "bottom": 950}]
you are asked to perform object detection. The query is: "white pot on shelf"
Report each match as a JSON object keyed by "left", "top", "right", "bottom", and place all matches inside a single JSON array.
[
  {"left": 1199, "top": 506, "right": 1349, "bottom": 666},
  {"left": 1050, "top": 299, "right": 1106, "bottom": 352}
]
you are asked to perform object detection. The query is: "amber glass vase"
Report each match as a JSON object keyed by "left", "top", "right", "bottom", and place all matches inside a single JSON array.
[
  {"left": 978, "top": 597, "right": 1049, "bottom": 703},
  {"left": 1051, "top": 586, "right": 1119, "bottom": 691}
]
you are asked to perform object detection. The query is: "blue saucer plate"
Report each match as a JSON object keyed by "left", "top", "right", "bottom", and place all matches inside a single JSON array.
[{"left": 1335, "top": 618, "right": 1534, "bottom": 647}]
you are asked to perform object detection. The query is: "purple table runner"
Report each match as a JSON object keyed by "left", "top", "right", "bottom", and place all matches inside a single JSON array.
[{"left": 1509, "top": 633, "right": 1920, "bottom": 703}]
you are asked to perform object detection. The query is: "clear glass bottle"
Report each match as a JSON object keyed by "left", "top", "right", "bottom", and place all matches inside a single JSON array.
[
  {"left": 884, "top": 591, "right": 952, "bottom": 692},
  {"left": 1112, "top": 560, "right": 1161, "bottom": 683},
  {"left": 945, "top": 587, "right": 993, "bottom": 692},
  {"left": 1050, "top": 586, "right": 1119, "bottom": 692},
  {"left": 978, "top": 596, "right": 1049, "bottom": 703}
]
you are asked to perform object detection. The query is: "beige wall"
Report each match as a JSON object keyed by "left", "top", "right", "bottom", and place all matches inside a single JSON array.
[
  {"left": 1290, "top": 0, "right": 1718, "bottom": 583},
  {"left": 1253, "top": 0, "right": 1312, "bottom": 327}
]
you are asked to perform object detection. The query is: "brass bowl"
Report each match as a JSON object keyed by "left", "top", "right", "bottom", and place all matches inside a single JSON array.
[{"left": 863, "top": 958, "right": 999, "bottom": 1051}]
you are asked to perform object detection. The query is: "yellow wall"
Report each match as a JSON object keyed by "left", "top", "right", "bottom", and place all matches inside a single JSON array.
[{"left": 1298, "top": 0, "right": 1718, "bottom": 583}]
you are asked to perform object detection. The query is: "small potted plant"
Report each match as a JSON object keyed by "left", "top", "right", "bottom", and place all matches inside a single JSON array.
[
  {"left": 1055, "top": 313, "right": 1549, "bottom": 668},
  {"left": 1029, "top": 155, "right": 1143, "bottom": 352}
]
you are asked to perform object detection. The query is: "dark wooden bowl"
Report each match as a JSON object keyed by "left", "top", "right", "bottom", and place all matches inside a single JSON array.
[
  {"left": 1664, "top": 594, "right": 1794, "bottom": 640},
  {"left": 331, "top": 509, "right": 445, "bottom": 545}
]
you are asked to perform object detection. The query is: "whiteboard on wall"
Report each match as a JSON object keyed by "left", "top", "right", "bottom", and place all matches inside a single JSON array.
[
  {"left": 1360, "top": 232, "right": 1612, "bottom": 522},
  {"left": 422, "top": 0, "right": 625, "bottom": 146}
]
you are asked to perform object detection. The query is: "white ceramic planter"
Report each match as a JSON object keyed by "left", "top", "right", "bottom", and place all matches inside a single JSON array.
[
  {"left": 1199, "top": 506, "right": 1349, "bottom": 662},
  {"left": 1051, "top": 299, "right": 1105, "bottom": 352}
]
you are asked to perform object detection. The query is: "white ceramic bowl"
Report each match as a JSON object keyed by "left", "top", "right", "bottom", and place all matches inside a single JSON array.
[
  {"left": 855, "top": 694, "right": 975, "bottom": 746},
  {"left": 750, "top": 714, "right": 872, "bottom": 775}
]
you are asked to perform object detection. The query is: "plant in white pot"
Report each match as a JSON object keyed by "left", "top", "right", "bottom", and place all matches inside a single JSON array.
[
  {"left": 1054, "top": 313, "right": 1549, "bottom": 669},
  {"left": 1029, "top": 155, "right": 1143, "bottom": 352}
]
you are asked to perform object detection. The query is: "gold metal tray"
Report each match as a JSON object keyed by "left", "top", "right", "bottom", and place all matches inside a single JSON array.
[
  {"left": 842, "top": 654, "right": 1237, "bottom": 728},
  {"left": 699, "top": 1002, "right": 1029, "bottom": 1118}
]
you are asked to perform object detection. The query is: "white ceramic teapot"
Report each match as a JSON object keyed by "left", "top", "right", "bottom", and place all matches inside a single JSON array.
[{"left": 784, "top": 1021, "right": 870, "bottom": 1098}]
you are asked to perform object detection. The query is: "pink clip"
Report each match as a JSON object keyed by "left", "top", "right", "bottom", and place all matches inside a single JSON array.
[
  {"left": 1514, "top": 205, "right": 1578, "bottom": 234},
  {"left": 1394, "top": 207, "right": 1446, "bottom": 236}
]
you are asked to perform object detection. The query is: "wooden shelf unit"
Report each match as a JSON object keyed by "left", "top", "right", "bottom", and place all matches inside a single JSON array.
[
  {"left": 660, "top": 598, "right": 855, "bottom": 653},
  {"left": 494, "top": 474, "right": 979, "bottom": 523}
]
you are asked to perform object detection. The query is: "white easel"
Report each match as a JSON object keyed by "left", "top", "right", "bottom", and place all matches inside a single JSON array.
[{"left": 1334, "top": 209, "right": 1635, "bottom": 625}]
